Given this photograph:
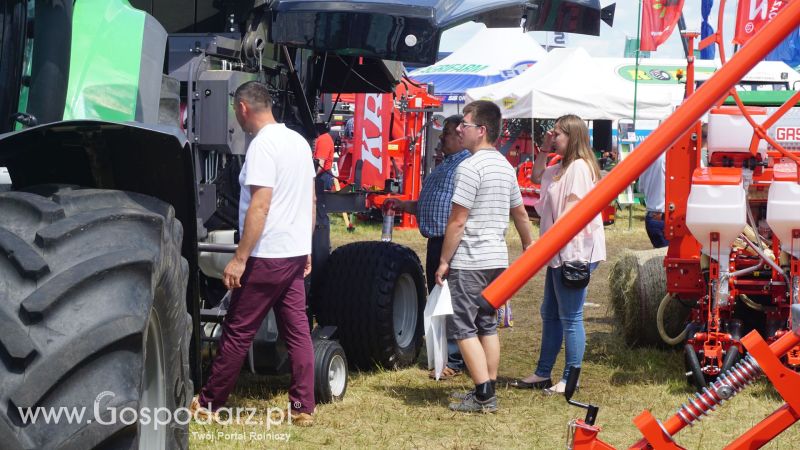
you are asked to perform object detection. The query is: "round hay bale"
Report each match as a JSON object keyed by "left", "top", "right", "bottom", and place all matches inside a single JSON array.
[{"left": 608, "top": 247, "right": 691, "bottom": 347}]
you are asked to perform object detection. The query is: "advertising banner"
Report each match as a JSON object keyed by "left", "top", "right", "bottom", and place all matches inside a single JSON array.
[
  {"left": 734, "top": 0, "right": 790, "bottom": 46},
  {"left": 640, "top": 0, "right": 685, "bottom": 51},
  {"left": 351, "top": 94, "right": 393, "bottom": 189}
]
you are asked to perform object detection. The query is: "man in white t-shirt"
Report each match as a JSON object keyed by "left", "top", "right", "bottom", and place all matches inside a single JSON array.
[
  {"left": 192, "top": 81, "right": 316, "bottom": 426},
  {"left": 435, "top": 101, "right": 533, "bottom": 413}
]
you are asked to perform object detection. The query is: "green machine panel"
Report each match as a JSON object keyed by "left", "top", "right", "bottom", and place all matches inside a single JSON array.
[{"left": 64, "top": 0, "right": 166, "bottom": 123}]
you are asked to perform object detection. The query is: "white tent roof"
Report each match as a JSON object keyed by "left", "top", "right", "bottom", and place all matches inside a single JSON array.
[
  {"left": 409, "top": 28, "right": 548, "bottom": 99},
  {"left": 466, "top": 47, "right": 719, "bottom": 121}
]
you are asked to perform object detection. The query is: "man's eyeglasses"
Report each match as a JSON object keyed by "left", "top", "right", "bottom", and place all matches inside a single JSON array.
[{"left": 459, "top": 121, "right": 483, "bottom": 129}]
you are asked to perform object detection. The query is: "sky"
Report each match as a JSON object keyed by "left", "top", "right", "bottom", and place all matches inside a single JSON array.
[{"left": 440, "top": 0, "right": 738, "bottom": 59}]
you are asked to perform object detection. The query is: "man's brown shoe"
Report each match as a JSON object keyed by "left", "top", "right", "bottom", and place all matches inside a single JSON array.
[
  {"left": 190, "top": 395, "right": 220, "bottom": 422},
  {"left": 289, "top": 411, "right": 314, "bottom": 427}
]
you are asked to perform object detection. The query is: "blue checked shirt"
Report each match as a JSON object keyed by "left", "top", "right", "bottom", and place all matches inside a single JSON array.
[{"left": 417, "top": 149, "right": 470, "bottom": 238}]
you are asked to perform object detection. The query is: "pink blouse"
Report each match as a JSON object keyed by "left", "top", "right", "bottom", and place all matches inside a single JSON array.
[{"left": 534, "top": 159, "right": 606, "bottom": 268}]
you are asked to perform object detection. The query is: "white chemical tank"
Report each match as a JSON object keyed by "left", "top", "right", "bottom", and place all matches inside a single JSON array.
[
  {"left": 686, "top": 168, "right": 747, "bottom": 269},
  {"left": 767, "top": 180, "right": 800, "bottom": 259},
  {"left": 707, "top": 106, "right": 768, "bottom": 160},
  {"left": 198, "top": 230, "right": 236, "bottom": 279}
]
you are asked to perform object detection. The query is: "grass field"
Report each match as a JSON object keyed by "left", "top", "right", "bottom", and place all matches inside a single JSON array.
[{"left": 189, "top": 208, "right": 800, "bottom": 449}]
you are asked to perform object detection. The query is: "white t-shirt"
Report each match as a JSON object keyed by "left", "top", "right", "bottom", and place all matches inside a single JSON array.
[
  {"left": 238, "top": 123, "right": 315, "bottom": 258},
  {"left": 450, "top": 149, "right": 523, "bottom": 270},
  {"left": 534, "top": 159, "right": 606, "bottom": 268}
]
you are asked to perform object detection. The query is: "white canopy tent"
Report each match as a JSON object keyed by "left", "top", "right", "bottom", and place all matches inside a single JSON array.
[
  {"left": 409, "top": 28, "right": 548, "bottom": 116},
  {"left": 465, "top": 47, "right": 718, "bottom": 121}
]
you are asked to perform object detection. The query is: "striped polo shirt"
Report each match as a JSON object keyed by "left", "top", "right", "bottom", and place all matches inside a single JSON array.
[{"left": 450, "top": 149, "right": 522, "bottom": 270}]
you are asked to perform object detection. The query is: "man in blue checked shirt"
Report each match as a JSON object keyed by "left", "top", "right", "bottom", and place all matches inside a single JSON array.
[{"left": 399, "top": 114, "right": 469, "bottom": 380}]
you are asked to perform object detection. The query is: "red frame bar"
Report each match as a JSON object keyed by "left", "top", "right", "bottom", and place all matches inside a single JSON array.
[
  {"left": 622, "top": 330, "right": 800, "bottom": 450},
  {"left": 482, "top": 0, "right": 800, "bottom": 308}
]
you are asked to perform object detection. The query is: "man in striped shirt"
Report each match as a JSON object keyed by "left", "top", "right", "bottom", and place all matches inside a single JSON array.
[
  {"left": 435, "top": 101, "right": 533, "bottom": 413},
  {"left": 399, "top": 114, "right": 469, "bottom": 379}
]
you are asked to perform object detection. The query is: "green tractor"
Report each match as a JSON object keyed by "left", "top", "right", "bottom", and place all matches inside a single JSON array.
[{"left": 0, "top": 1, "right": 609, "bottom": 448}]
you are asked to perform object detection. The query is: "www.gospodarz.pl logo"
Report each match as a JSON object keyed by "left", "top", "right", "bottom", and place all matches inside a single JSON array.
[{"left": 18, "top": 391, "right": 297, "bottom": 431}]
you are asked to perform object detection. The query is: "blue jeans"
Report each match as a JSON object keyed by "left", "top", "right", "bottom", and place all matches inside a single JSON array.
[
  {"left": 535, "top": 262, "right": 599, "bottom": 383},
  {"left": 447, "top": 340, "right": 466, "bottom": 371},
  {"left": 319, "top": 172, "right": 334, "bottom": 191},
  {"left": 644, "top": 213, "right": 669, "bottom": 248}
]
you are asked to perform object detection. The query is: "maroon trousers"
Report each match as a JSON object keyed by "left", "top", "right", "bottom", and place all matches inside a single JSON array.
[{"left": 199, "top": 255, "right": 315, "bottom": 414}]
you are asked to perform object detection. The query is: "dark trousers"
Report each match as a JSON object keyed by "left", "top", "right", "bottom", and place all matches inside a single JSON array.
[
  {"left": 425, "top": 237, "right": 465, "bottom": 371},
  {"left": 199, "top": 256, "right": 315, "bottom": 414},
  {"left": 319, "top": 172, "right": 334, "bottom": 191},
  {"left": 645, "top": 212, "right": 669, "bottom": 248}
]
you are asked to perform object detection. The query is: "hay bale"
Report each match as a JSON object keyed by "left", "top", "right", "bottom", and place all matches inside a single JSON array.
[{"left": 609, "top": 247, "right": 691, "bottom": 347}]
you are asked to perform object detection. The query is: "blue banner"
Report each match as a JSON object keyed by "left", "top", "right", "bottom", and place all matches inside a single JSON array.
[
  {"left": 766, "top": 28, "right": 800, "bottom": 70},
  {"left": 700, "top": 0, "right": 715, "bottom": 60}
]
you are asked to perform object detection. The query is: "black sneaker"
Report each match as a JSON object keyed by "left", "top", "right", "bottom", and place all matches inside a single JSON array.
[{"left": 448, "top": 392, "right": 498, "bottom": 413}]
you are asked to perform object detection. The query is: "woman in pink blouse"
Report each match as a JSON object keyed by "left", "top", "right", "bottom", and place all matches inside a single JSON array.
[{"left": 511, "top": 115, "right": 606, "bottom": 394}]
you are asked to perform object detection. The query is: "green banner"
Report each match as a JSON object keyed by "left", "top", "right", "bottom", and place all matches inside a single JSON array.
[
  {"left": 617, "top": 65, "right": 716, "bottom": 84},
  {"left": 413, "top": 64, "right": 489, "bottom": 75}
]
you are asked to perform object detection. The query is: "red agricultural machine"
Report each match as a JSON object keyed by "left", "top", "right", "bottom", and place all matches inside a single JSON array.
[
  {"left": 482, "top": 2, "right": 800, "bottom": 448},
  {"left": 334, "top": 79, "right": 443, "bottom": 229},
  {"left": 331, "top": 85, "right": 618, "bottom": 229}
]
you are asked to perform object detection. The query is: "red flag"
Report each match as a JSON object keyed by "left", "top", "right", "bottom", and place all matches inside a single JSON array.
[
  {"left": 734, "top": 0, "right": 790, "bottom": 46},
  {"left": 640, "top": 0, "right": 685, "bottom": 51}
]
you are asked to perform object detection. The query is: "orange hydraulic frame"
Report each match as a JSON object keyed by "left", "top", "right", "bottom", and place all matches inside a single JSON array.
[{"left": 568, "top": 326, "right": 800, "bottom": 449}]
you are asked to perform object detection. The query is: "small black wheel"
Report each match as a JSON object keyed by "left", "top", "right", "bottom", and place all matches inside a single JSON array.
[{"left": 313, "top": 339, "right": 348, "bottom": 404}]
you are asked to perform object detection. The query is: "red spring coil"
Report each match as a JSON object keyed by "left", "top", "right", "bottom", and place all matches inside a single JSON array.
[{"left": 677, "top": 355, "right": 761, "bottom": 426}]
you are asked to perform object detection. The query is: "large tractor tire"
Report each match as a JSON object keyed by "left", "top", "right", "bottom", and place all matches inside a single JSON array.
[
  {"left": 0, "top": 189, "right": 192, "bottom": 449},
  {"left": 609, "top": 247, "right": 691, "bottom": 347},
  {"left": 315, "top": 242, "right": 425, "bottom": 370}
]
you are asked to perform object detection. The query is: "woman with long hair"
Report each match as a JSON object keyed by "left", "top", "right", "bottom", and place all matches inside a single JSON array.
[{"left": 512, "top": 114, "right": 607, "bottom": 394}]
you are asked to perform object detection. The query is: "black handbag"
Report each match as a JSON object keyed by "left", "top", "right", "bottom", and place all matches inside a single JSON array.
[
  {"left": 550, "top": 203, "right": 593, "bottom": 289},
  {"left": 560, "top": 260, "right": 591, "bottom": 288}
]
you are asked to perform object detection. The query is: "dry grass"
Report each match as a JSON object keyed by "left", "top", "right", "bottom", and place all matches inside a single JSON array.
[{"left": 189, "top": 207, "right": 800, "bottom": 449}]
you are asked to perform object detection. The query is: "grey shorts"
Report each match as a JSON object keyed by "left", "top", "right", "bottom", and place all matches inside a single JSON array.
[{"left": 446, "top": 267, "right": 504, "bottom": 340}]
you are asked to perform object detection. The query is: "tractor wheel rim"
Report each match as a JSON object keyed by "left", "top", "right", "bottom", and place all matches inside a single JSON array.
[
  {"left": 140, "top": 310, "right": 167, "bottom": 450},
  {"left": 393, "top": 273, "right": 418, "bottom": 349},
  {"left": 328, "top": 354, "right": 347, "bottom": 397}
]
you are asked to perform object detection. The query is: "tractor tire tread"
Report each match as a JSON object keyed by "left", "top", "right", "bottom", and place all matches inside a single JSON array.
[
  {"left": 34, "top": 208, "right": 162, "bottom": 248},
  {"left": 0, "top": 228, "right": 49, "bottom": 279},
  {"left": 21, "top": 250, "right": 153, "bottom": 318},
  {"left": 0, "top": 187, "right": 191, "bottom": 449}
]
